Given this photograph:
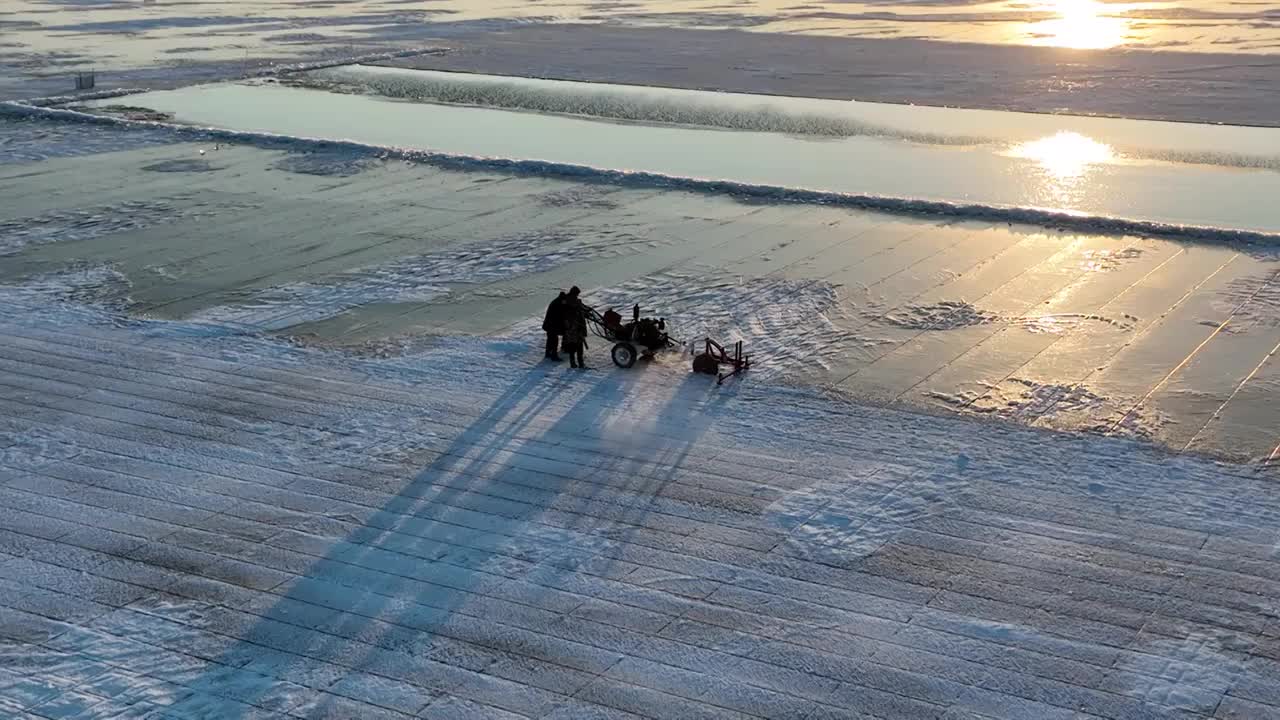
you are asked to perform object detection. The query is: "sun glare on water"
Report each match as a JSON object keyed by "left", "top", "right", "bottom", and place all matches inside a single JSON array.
[
  {"left": 1027, "top": 0, "right": 1131, "bottom": 49},
  {"left": 1009, "top": 131, "right": 1115, "bottom": 179},
  {"left": 1007, "top": 131, "right": 1117, "bottom": 207}
]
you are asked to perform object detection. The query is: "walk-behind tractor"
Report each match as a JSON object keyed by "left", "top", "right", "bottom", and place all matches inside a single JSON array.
[
  {"left": 584, "top": 303, "right": 751, "bottom": 383},
  {"left": 586, "top": 304, "right": 680, "bottom": 368}
]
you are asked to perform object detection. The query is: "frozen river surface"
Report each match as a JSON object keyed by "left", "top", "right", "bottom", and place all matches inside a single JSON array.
[{"left": 87, "top": 67, "right": 1280, "bottom": 235}]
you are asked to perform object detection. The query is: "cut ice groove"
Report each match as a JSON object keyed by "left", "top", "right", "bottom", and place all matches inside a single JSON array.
[
  {"left": 835, "top": 236, "right": 1102, "bottom": 389},
  {"left": 1212, "top": 269, "right": 1280, "bottom": 331},
  {"left": 952, "top": 243, "right": 1184, "bottom": 420},
  {"left": 1110, "top": 265, "right": 1280, "bottom": 436},
  {"left": 1022, "top": 248, "right": 1222, "bottom": 427},
  {"left": 1182, "top": 336, "right": 1280, "bottom": 454},
  {"left": 889, "top": 236, "right": 1156, "bottom": 405}
]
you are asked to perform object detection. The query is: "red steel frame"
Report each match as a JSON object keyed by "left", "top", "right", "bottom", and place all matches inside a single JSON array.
[{"left": 703, "top": 338, "right": 750, "bottom": 385}]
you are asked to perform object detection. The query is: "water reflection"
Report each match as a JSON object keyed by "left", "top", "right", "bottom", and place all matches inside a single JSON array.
[
  {"left": 1010, "top": 131, "right": 1115, "bottom": 178},
  {"left": 1007, "top": 131, "right": 1116, "bottom": 206},
  {"left": 1025, "top": 0, "right": 1132, "bottom": 49}
]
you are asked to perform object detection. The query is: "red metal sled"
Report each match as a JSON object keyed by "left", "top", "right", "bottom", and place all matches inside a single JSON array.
[{"left": 693, "top": 338, "right": 751, "bottom": 385}]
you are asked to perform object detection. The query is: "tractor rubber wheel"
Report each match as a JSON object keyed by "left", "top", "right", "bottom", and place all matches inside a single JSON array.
[{"left": 612, "top": 342, "right": 638, "bottom": 369}]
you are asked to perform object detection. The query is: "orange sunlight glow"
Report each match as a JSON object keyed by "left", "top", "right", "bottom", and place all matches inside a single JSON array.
[
  {"left": 1008, "top": 131, "right": 1115, "bottom": 179},
  {"left": 1005, "top": 131, "right": 1118, "bottom": 208},
  {"left": 1027, "top": 0, "right": 1131, "bottom": 49}
]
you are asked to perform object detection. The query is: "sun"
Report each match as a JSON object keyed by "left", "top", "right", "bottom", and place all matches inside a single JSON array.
[{"left": 1027, "top": 0, "right": 1131, "bottom": 50}]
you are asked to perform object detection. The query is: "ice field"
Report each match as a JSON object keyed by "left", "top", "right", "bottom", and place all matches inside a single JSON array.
[{"left": 4, "top": 3, "right": 1280, "bottom": 718}]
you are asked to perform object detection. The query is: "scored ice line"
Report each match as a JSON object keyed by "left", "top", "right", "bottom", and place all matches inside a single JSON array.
[{"left": 1110, "top": 259, "right": 1278, "bottom": 435}]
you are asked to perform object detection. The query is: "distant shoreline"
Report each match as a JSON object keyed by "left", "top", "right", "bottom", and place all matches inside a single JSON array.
[
  {"left": 384, "top": 23, "right": 1280, "bottom": 129},
  {"left": 3, "top": 19, "right": 1278, "bottom": 128}
]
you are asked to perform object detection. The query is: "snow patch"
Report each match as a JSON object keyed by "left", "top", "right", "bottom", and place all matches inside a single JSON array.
[
  {"left": 1080, "top": 246, "right": 1144, "bottom": 272},
  {"left": 0, "top": 276, "right": 500, "bottom": 473},
  {"left": 928, "top": 378, "right": 1107, "bottom": 421},
  {"left": 537, "top": 186, "right": 620, "bottom": 209},
  {"left": 1212, "top": 269, "right": 1280, "bottom": 331},
  {"left": 0, "top": 424, "right": 83, "bottom": 470},
  {"left": 273, "top": 150, "right": 380, "bottom": 177},
  {"left": 0, "top": 198, "right": 220, "bottom": 256},
  {"left": 191, "top": 228, "right": 653, "bottom": 332},
  {"left": 2, "top": 265, "right": 134, "bottom": 312},
  {"left": 878, "top": 300, "right": 1000, "bottom": 331},
  {"left": 569, "top": 269, "right": 859, "bottom": 380},
  {"left": 874, "top": 300, "right": 1134, "bottom": 335},
  {"left": 141, "top": 158, "right": 220, "bottom": 173},
  {"left": 82, "top": 104, "right": 176, "bottom": 123},
  {"left": 1012, "top": 312, "right": 1137, "bottom": 335},
  {"left": 1082, "top": 403, "right": 1177, "bottom": 441},
  {"left": 927, "top": 377, "right": 1172, "bottom": 439},
  {"left": 0, "top": 115, "right": 173, "bottom": 165},
  {"left": 244, "top": 48, "right": 445, "bottom": 80},
  {"left": 1115, "top": 634, "right": 1248, "bottom": 712},
  {"left": 769, "top": 464, "right": 970, "bottom": 563},
  {"left": 221, "top": 402, "right": 449, "bottom": 468}
]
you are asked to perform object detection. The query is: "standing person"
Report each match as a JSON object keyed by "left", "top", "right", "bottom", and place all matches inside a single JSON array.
[
  {"left": 541, "top": 290, "right": 566, "bottom": 361},
  {"left": 562, "top": 286, "right": 588, "bottom": 369}
]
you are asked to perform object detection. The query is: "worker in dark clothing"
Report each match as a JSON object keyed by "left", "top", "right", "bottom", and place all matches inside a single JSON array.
[
  {"left": 542, "top": 290, "right": 567, "bottom": 360},
  {"left": 562, "top": 288, "right": 589, "bottom": 369}
]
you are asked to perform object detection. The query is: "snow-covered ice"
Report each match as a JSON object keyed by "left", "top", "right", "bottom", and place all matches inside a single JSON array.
[
  {"left": 191, "top": 228, "right": 655, "bottom": 332},
  {"left": 4, "top": 5, "right": 1280, "bottom": 712},
  {"left": 0, "top": 199, "right": 210, "bottom": 258},
  {"left": 1, "top": 121, "right": 1277, "bottom": 461},
  {"left": 4, "top": 246, "right": 1280, "bottom": 719}
]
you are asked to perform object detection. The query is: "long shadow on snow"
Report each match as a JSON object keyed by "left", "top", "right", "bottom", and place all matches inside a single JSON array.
[{"left": 174, "top": 359, "right": 724, "bottom": 718}]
